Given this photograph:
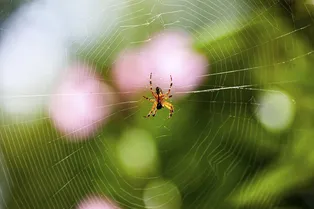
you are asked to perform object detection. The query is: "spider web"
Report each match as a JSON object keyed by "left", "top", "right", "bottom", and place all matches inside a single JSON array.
[{"left": 0, "top": 0, "right": 313, "bottom": 209}]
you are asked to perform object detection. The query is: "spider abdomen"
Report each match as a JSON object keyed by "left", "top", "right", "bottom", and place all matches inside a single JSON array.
[{"left": 157, "top": 103, "right": 163, "bottom": 109}]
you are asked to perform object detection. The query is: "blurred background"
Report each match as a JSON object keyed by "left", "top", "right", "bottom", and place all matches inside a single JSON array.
[{"left": 0, "top": 0, "right": 314, "bottom": 208}]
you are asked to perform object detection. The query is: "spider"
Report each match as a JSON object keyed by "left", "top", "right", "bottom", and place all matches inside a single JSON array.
[{"left": 143, "top": 73, "right": 174, "bottom": 118}]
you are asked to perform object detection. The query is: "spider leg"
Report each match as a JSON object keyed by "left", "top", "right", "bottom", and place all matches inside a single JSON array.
[
  {"left": 152, "top": 108, "right": 157, "bottom": 117},
  {"left": 143, "top": 96, "right": 155, "bottom": 102},
  {"left": 144, "top": 101, "right": 157, "bottom": 118},
  {"left": 163, "top": 101, "right": 174, "bottom": 119},
  {"left": 166, "top": 75, "right": 173, "bottom": 96},
  {"left": 165, "top": 95, "right": 172, "bottom": 99},
  {"left": 163, "top": 95, "right": 172, "bottom": 100},
  {"left": 149, "top": 72, "right": 156, "bottom": 97}
]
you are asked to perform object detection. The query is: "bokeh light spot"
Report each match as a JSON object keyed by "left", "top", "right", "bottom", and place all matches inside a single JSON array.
[
  {"left": 255, "top": 90, "right": 296, "bottom": 132},
  {"left": 117, "top": 128, "right": 159, "bottom": 177},
  {"left": 143, "top": 179, "right": 182, "bottom": 209}
]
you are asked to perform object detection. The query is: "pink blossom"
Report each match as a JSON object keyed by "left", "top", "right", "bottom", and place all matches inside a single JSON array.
[
  {"left": 49, "top": 63, "right": 114, "bottom": 140},
  {"left": 77, "top": 196, "right": 120, "bottom": 209},
  {"left": 112, "top": 29, "right": 208, "bottom": 99},
  {"left": 112, "top": 48, "right": 150, "bottom": 96}
]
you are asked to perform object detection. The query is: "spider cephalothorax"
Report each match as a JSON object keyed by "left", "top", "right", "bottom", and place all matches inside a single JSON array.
[
  {"left": 156, "top": 87, "right": 162, "bottom": 95},
  {"left": 143, "top": 73, "right": 174, "bottom": 118}
]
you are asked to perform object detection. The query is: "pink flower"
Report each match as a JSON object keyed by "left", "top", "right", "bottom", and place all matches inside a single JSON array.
[
  {"left": 77, "top": 196, "right": 120, "bottom": 209},
  {"left": 113, "top": 29, "right": 208, "bottom": 99},
  {"left": 112, "top": 48, "right": 150, "bottom": 96},
  {"left": 49, "top": 63, "right": 114, "bottom": 140}
]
